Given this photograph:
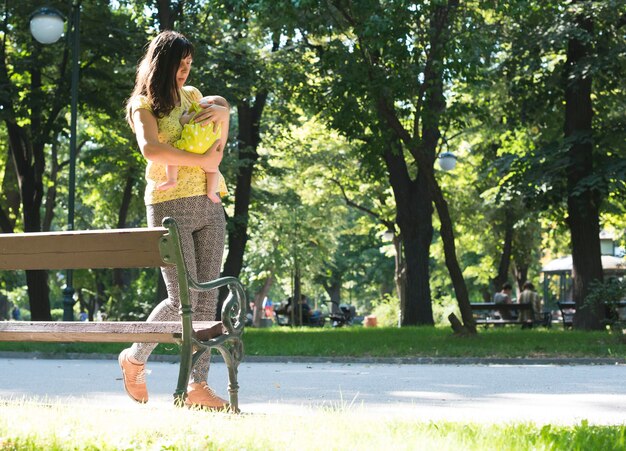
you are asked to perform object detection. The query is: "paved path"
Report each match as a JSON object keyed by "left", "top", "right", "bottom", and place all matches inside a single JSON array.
[{"left": 1, "top": 357, "right": 625, "bottom": 425}]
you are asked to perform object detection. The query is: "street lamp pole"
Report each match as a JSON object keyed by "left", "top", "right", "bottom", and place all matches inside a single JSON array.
[
  {"left": 62, "top": 1, "right": 80, "bottom": 321},
  {"left": 30, "top": 1, "right": 81, "bottom": 321}
]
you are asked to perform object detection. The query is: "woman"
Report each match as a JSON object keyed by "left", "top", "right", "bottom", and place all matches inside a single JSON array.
[{"left": 119, "top": 30, "right": 230, "bottom": 409}]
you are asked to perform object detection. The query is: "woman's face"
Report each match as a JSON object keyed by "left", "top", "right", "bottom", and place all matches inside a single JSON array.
[{"left": 176, "top": 56, "right": 193, "bottom": 89}]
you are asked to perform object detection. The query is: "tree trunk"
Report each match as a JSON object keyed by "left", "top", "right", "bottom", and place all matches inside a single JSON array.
[
  {"left": 428, "top": 172, "right": 475, "bottom": 334},
  {"left": 491, "top": 214, "right": 514, "bottom": 294},
  {"left": 5, "top": 122, "right": 50, "bottom": 320},
  {"left": 221, "top": 97, "right": 266, "bottom": 279},
  {"left": 383, "top": 143, "right": 434, "bottom": 326},
  {"left": 564, "top": 5, "right": 604, "bottom": 330},
  {"left": 512, "top": 260, "right": 529, "bottom": 295},
  {"left": 292, "top": 262, "right": 302, "bottom": 326},
  {"left": 219, "top": 33, "right": 281, "bottom": 286},
  {"left": 399, "top": 174, "right": 434, "bottom": 326},
  {"left": 25, "top": 270, "right": 51, "bottom": 321},
  {"left": 323, "top": 278, "right": 342, "bottom": 314},
  {"left": 156, "top": 0, "right": 183, "bottom": 31},
  {"left": 1, "top": 144, "right": 20, "bottom": 233},
  {"left": 252, "top": 273, "right": 274, "bottom": 327},
  {"left": 217, "top": 95, "right": 267, "bottom": 317},
  {"left": 1, "top": 34, "right": 53, "bottom": 320},
  {"left": 114, "top": 173, "right": 135, "bottom": 289}
]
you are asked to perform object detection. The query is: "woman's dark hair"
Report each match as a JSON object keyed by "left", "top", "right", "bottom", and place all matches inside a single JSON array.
[{"left": 126, "top": 31, "right": 194, "bottom": 126}]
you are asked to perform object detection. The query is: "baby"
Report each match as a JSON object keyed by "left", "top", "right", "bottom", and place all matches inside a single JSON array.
[{"left": 158, "top": 96, "right": 228, "bottom": 203}]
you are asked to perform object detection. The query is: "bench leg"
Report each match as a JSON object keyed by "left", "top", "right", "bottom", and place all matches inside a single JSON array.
[
  {"left": 215, "top": 338, "right": 243, "bottom": 413},
  {"left": 173, "top": 340, "right": 196, "bottom": 406}
]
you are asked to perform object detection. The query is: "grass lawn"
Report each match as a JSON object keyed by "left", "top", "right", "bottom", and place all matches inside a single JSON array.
[
  {"left": 1, "top": 401, "right": 626, "bottom": 451},
  {"left": 0, "top": 325, "right": 624, "bottom": 359},
  {"left": 2, "top": 326, "right": 625, "bottom": 449}
]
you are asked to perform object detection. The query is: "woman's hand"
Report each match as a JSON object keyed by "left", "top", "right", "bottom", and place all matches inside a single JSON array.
[
  {"left": 193, "top": 104, "right": 229, "bottom": 127},
  {"left": 198, "top": 140, "right": 224, "bottom": 173}
]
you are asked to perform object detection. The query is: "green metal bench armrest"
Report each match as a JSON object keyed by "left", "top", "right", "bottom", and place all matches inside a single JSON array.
[
  {"left": 160, "top": 216, "right": 246, "bottom": 410},
  {"left": 189, "top": 276, "right": 246, "bottom": 336}
]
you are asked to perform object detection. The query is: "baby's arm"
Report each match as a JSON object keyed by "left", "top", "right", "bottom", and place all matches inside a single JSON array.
[{"left": 157, "top": 165, "right": 179, "bottom": 191}]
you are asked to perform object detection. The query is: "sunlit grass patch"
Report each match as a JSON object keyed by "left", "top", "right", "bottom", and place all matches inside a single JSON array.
[{"left": 1, "top": 399, "right": 626, "bottom": 450}]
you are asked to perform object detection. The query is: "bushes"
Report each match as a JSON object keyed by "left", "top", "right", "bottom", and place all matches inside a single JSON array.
[{"left": 370, "top": 294, "right": 400, "bottom": 327}]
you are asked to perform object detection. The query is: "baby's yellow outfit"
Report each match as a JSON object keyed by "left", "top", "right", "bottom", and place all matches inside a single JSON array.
[
  {"left": 175, "top": 101, "right": 222, "bottom": 154},
  {"left": 130, "top": 86, "right": 227, "bottom": 205}
]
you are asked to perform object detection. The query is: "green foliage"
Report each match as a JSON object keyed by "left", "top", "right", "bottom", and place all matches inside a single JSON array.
[
  {"left": 584, "top": 278, "right": 626, "bottom": 323},
  {"left": 586, "top": 279, "right": 626, "bottom": 307},
  {"left": 106, "top": 269, "right": 160, "bottom": 321},
  {"left": 50, "top": 308, "right": 63, "bottom": 321},
  {"left": 241, "top": 113, "right": 394, "bottom": 309},
  {"left": 487, "top": 1, "right": 626, "bottom": 213},
  {"left": 1, "top": 1, "right": 623, "bottom": 326},
  {"left": 370, "top": 294, "right": 400, "bottom": 327}
]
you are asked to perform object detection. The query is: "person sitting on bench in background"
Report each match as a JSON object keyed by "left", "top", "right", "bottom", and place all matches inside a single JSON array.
[
  {"left": 493, "top": 282, "right": 514, "bottom": 320},
  {"left": 518, "top": 281, "right": 542, "bottom": 323}
]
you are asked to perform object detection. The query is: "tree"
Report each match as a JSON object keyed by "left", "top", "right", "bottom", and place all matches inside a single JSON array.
[
  {"left": 564, "top": 1, "right": 603, "bottom": 329},
  {"left": 0, "top": 2, "right": 144, "bottom": 319},
  {"left": 491, "top": 1, "right": 626, "bottom": 328},
  {"left": 254, "top": 0, "right": 482, "bottom": 331}
]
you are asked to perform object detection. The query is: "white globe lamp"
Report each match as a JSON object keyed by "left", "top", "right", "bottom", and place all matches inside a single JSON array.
[
  {"left": 30, "top": 8, "right": 64, "bottom": 44},
  {"left": 438, "top": 151, "right": 457, "bottom": 171}
]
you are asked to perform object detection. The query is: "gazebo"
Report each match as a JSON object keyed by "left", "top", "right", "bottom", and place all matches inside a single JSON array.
[{"left": 541, "top": 255, "right": 626, "bottom": 308}]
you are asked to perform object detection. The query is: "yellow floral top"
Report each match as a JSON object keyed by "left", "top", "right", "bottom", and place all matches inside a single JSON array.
[{"left": 130, "top": 85, "right": 228, "bottom": 205}]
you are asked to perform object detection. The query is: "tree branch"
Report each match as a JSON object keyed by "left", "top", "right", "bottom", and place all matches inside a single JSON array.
[{"left": 329, "top": 177, "right": 393, "bottom": 230}]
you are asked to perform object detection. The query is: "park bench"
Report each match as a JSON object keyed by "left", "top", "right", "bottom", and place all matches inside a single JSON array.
[
  {"left": 0, "top": 217, "right": 245, "bottom": 411},
  {"left": 470, "top": 302, "right": 551, "bottom": 328}
]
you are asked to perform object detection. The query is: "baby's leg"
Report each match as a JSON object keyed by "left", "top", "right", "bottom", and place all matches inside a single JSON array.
[
  {"left": 158, "top": 165, "right": 178, "bottom": 190},
  {"left": 205, "top": 172, "right": 221, "bottom": 203}
]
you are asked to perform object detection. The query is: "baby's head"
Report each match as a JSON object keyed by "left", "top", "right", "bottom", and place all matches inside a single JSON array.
[{"left": 198, "top": 96, "right": 214, "bottom": 108}]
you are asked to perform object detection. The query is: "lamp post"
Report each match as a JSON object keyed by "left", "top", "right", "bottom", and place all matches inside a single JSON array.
[
  {"left": 438, "top": 151, "right": 457, "bottom": 171},
  {"left": 30, "top": 2, "right": 81, "bottom": 321}
]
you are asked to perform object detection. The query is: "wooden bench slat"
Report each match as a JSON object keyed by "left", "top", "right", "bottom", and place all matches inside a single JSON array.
[
  {"left": 471, "top": 303, "right": 536, "bottom": 327},
  {"left": 0, "top": 321, "right": 224, "bottom": 343},
  {"left": 470, "top": 303, "right": 532, "bottom": 310},
  {"left": 475, "top": 319, "right": 532, "bottom": 325},
  {"left": 0, "top": 228, "right": 169, "bottom": 270}
]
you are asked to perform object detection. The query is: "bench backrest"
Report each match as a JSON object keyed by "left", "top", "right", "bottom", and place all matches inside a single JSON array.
[{"left": 0, "top": 227, "right": 169, "bottom": 270}]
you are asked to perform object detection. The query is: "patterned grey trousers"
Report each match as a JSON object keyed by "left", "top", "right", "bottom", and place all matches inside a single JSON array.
[{"left": 129, "top": 195, "right": 226, "bottom": 384}]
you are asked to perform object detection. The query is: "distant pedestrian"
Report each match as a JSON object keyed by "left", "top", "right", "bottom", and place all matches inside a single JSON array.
[
  {"left": 262, "top": 297, "right": 274, "bottom": 321},
  {"left": 11, "top": 306, "right": 21, "bottom": 321}
]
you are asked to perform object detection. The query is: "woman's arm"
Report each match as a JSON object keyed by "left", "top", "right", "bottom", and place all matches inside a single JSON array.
[{"left": 133, "top": 108, "right": 222, "bottom": 171}]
